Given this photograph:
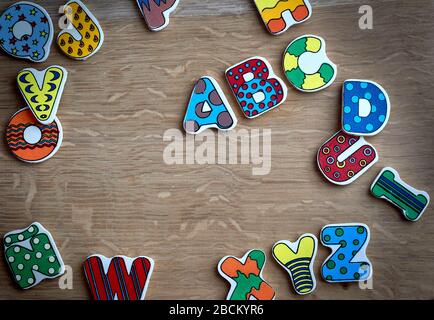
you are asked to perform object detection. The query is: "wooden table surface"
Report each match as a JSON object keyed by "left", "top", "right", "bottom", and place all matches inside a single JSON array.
[{"left": 0, "top": 0, "right": 433, "bottom": 300}]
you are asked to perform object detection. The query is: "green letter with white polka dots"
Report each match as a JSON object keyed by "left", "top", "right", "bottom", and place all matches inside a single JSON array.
[{"left": 3, "top": 222, "right": 65, "bottom": 289}]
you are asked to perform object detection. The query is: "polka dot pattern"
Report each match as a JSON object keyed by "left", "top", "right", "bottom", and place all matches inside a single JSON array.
[
  {"left": 226, "top": 57, "right": 286, "bottom": 118},
  {"left": 321, "top": 224, "right": 372, "bottom": 282},
  {"left": 183, "top": 76, "right": 236, "bottom": 134},
  {"left": 342, "top": 80, "right": 390, "bottom": 136},
  {"left": 317, "top": 130, "right": 378, "bottom": 185},
  {"left": 3, "top": 223, "right": 64, "bottom": 289}
]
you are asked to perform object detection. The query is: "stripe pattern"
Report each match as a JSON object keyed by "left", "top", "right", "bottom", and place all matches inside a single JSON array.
[
  {"left": 6, "top": 123, "right": 59, "bottom": 151},
  {"left": 377, "top": 176, "right": 425, "bottom": 213},
  {"left": 284, "top": 257, "right": 314, "bottom": 293},
  {"left": 371, "top": 168, "right": 429, "bottom": 221},
  {"left": 84, "top": 255, "right": 154, "bottom": 300},
  {"left": 272, "top": 235, "right": 317, "bottom": 295},
  {"left": 6, "top": 107, "right": 61, "bottom": 163}
]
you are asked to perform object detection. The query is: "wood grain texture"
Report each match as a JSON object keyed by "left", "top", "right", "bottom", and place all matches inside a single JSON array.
[{"left": 0, "top": 0, "right": 433, "bottom": 300}]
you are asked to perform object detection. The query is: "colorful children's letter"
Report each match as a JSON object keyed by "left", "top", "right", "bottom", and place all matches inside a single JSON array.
[
  {"left": 3, "top": 222, "right": 65, "bottom": 289},
  {"left": 83, "top": 255, "right": 154, "bottom": 300},
  {"left": 371, "top": 167, "right": 430, "bottom": 222},
  {"left": 17, "top": 66, "right": 68, "bottom": 125},
  {"left": 218, "top": 249, "right": 275, "bottom": 300},
  {"left": 0, "top": 2, "right": 53, "bottom": 62},
  {"left": 6, "top": 107, "right": 63, "bottom": 163},
  {"left": 317, "top": 130, "right": 378, "bottom": 185},
  {"left": 272, "top": 234, "right": 317, "bottom": 295},
  {"left": 226, "top": 57, "right": 287, "bottom": 119},
  {"left": 57, "top": 0, "right": 104, "bottom": 60},
  {"left": 136, "top": 0, "right": 179, "bottom": 31},
  {"left": 321, "top": 224, "right": 372, "bottom": 283},
  {"left": 342, "top": 80, "right": 390, "bottom": 136},
  {"left": 183, "top": 76, "right": 237, "bottom": 134},
  {"left": 254, "top": 0, "right": 312, "bottom": 35},
  {"left": 284, "top": 35, "right": 336, "bottom": 92}
]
